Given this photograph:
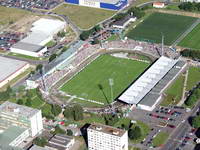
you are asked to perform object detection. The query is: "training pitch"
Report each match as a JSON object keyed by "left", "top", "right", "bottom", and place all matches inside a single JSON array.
[
  {"left": 126, "top": 13, "right": 197, "bottom": 45},
  {"left": 178, "top": 24, "right": 200, "bottom": 50},
  {"left": 60, "top": 54, "right": 149, "bottom": 105}
]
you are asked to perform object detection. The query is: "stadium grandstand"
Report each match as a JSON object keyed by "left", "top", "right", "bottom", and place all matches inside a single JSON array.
[
  {"left": 118, "top": 56, "right": 187, "bottom": 111},
  {"left": 65, "top": 0, "right": 128, "bottom": 10}
]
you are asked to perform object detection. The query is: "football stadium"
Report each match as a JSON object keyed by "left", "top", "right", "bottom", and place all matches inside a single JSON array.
[
  {"left": 65, "top": 0, "right": 127, "bottom": 10},
  {"left": 60, "top": 54, "right": 149, "bottom": 105}
]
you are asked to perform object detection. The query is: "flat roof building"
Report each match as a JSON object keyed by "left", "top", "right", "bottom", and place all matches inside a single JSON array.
[
  {"left": 87, "top": 123, "right": 128, "bottom": 150},
  {"left": 0, "top": 101, "right": 43, "bottom": 137},
  {"left": 0, "top": 56, "right": 29, "bottom": 88},
  {"left": 46, "top": 134, "right": 75, "bottom": 150},
  {"left": 65, "top": 0, "right": 128, "bottom": 10},
  {"left": 10, "top": 18, "right": 66, "bottom": 57},
  {"left": 11, "top": 42, "right": 47, "bottom": 57},
  {"left": 112, "top": 15, "right": 136, "bottom": 29}
]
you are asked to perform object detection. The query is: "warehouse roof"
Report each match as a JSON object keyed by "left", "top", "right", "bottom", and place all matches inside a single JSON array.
[
  {"left": 118, "top": 56, "right": 178, "bottom": 104},
  {"left": 0, "top": 101, "right": 39, "bottom": 118},
  {"left": 31, "top": 18, "right": 66, "bottom": 35},
  {"left": 0, "top": 125, "right": 27, "bottom": 146},
  {"left": 0, "top": 56, "right": 28, "bottom": 82},
  {"left": 12, "top": 42, "right": 45, "bottom": 52},
  {"left": 21, "top": 32, "right": 50, "bottom": 46}
]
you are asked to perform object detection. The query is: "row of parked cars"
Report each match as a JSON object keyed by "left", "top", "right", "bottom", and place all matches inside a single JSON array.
[{"left": 0, "top": 0, "right": 62, "bottom": 10}]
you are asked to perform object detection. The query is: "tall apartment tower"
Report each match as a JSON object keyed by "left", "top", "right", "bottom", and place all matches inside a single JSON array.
[{"left": 87, "top": 123, "right": 128, "bottom": 150}]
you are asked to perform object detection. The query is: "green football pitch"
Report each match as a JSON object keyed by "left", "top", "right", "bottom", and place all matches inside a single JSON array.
[
  {"left": 126, "top": 13, "right": 197, "bottom": 45},
  {"left": 178, "top": 24, "right": 200, "bottom": 50},
  {"left": 60, "top": 54, "right": 149, "bottom": 105}
]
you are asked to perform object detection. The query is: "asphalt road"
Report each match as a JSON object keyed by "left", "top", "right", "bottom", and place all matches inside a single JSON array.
[{"left": 161, "top": 100, "right": 200, "bottom": 150}]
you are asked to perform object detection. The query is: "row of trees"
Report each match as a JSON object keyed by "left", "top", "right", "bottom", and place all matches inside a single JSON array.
[
  {"left": 185, "top": 85, "right": 200, "bottom": 107},
  {"left": 63, "top": 104, "right": 84, "bottom": 121},
  {"left": 179, "top": 2, "right": 200, "bottom": 11},
  {"left": 80, "top": 25, "right": 101, "bottom": 41},
  {"left": 128, "top": 126, "right": 142, "bottom": 140},
  {"left": 0, "top": 86, "right": 12, "bottom": 101},
  {"left": 180, "top": 49, "right": 200, "bottom": 60}
]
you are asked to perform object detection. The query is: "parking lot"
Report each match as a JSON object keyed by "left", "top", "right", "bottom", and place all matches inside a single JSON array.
[
  {"left": 128, "top": 105, "right": 195, "bottom": 149},
  {"left": 0, "top": 31, "right": 25, "bottom": 51},
  {"left": 0, "top": 0, "right": 63, "bottom": 10}
]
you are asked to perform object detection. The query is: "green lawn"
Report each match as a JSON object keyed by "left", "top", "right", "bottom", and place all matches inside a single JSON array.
[
  {"left": 126, "top": 13, "right": 197, "bottom": 45},
  {"left": 152, "top": 132, "right": 169, "bottom": 147},
  {"left": 61, "top": 54, "right": 149, "bottom": 105},
  {"left": 187, "top": 67, "right": 200, "bottom": 91},
  {"left": 0, "top": 6, "right": 32, "bottom": 26},
  {"left": 8, "top": 52, "right": 43, "bottom": 60},
  {"left": 41, "top": 103, "right": 53, "bottom": 117},
  {"left": 179, "top": 24, "right": 200, "bottom": 50},
  {"left": 52, "top": 4, "right": 115, "bottom": 29},
  {"left": 161, "top": 74, "right": 185, "bottom": 106},
  {"left": 72, "top": 98, "right": 104, "bottom": 108},
  {"left": 45, "top": 40, "right": 56, "bottom": 48}
]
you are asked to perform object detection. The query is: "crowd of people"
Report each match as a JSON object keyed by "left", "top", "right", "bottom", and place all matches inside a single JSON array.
[{"left": 37, "top": 39, "right": 177, "bottom": 91}]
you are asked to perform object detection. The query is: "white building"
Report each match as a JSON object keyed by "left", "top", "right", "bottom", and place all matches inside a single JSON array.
[
  {"left": 153, "top": 2, "right": 165, "bottom": 8},
  {"left": 112, "top": 15, "right": 136, "bottom": 29},
  {"left": 0, "top": 56, "right": 30, "bottom": 88},
  {"left": 87, "top": 123, "right": 128, "bottom": 150},
  {"left": 10, "top": 18, "right": 66, "bottom": 57},
  {"left": 11, "top": 42, "right": 47, "bottom": 57},
  {"left": 0, "top": 101, "right": 43, "bottom": 137}
]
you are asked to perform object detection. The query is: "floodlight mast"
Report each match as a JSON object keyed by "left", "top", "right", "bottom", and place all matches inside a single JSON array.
[
  {"left": 109, "top": 78, "right": 114, "bottom": 103},
  {"left": 161, "top": 33, "right": 164, "bottom": 56}
]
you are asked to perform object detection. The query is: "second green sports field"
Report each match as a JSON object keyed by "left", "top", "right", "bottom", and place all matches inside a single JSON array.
[
  {"left": 60, "top": 54, "right": 149, "bottom": 105},
  {"left": 126, "top": 13, "right": 197, "bottom": 45},
  {"left": 178, "top": 24, "right": 200, "bottom": 50}
]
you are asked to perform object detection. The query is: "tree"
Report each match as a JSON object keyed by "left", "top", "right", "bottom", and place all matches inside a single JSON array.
[
  {"left": 80, "top": 31, "right": 91, "bottom": 40},
  {"left": 36, "top": 64, "right": 43, "bottom": 72},
  {"left": 91, "top": 38, "right": 100, "bottom": 45},
  {"left": 63, "top": 107, "right": 74, "bottom": 119},
  {"left": 67, "top": 129, "right": 73, "bottom": 136},
  {"left": 53, "top": 125, "right": 66, "bottom": 134},
  {"left": 128, "top": 126, "right": 142, "bottom": 140},
  {"left": 17, "top": 99, "right": 24, "bottom": 105},
  {"left": 73, "top": 104, "right": 84, "bottom": 121},
  {"left": 25, "top": 99, "right": 32, "bottom": 107},
  {"left": 63, "top": 105, "right": 83, "bottom": 121},
  {"left": 33, "top": 137, "right": 47, "bottom": 147},
  {"left": 51, "top": 104, "right": 62, "bottom": 116},
  {"left": 192, "top": 116, "right": 200, "bottom": 128},
  {"left": 49, "top": 54, "right": 57, "bottom": 62},
  {"left": 57, "top": 31, "right": 66, "bottom": 37}
]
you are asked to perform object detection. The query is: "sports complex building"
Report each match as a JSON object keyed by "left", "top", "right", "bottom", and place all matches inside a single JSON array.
[
  {"left": 118, "top": 56, "right": 187, "bottom": 111},
  {"left": 65, "top": 0, "right": 128, "bottom": 10},
  {"left": 11, "top": 18, "right": 66, "bottom": 57},
  {"left": 0, "top": 56, "right": 29, "bottom": 88}
]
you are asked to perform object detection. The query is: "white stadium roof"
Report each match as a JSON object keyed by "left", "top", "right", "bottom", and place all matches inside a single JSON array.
[{"left": 118, "top": 56, "right": 178, "bottom": 104}]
